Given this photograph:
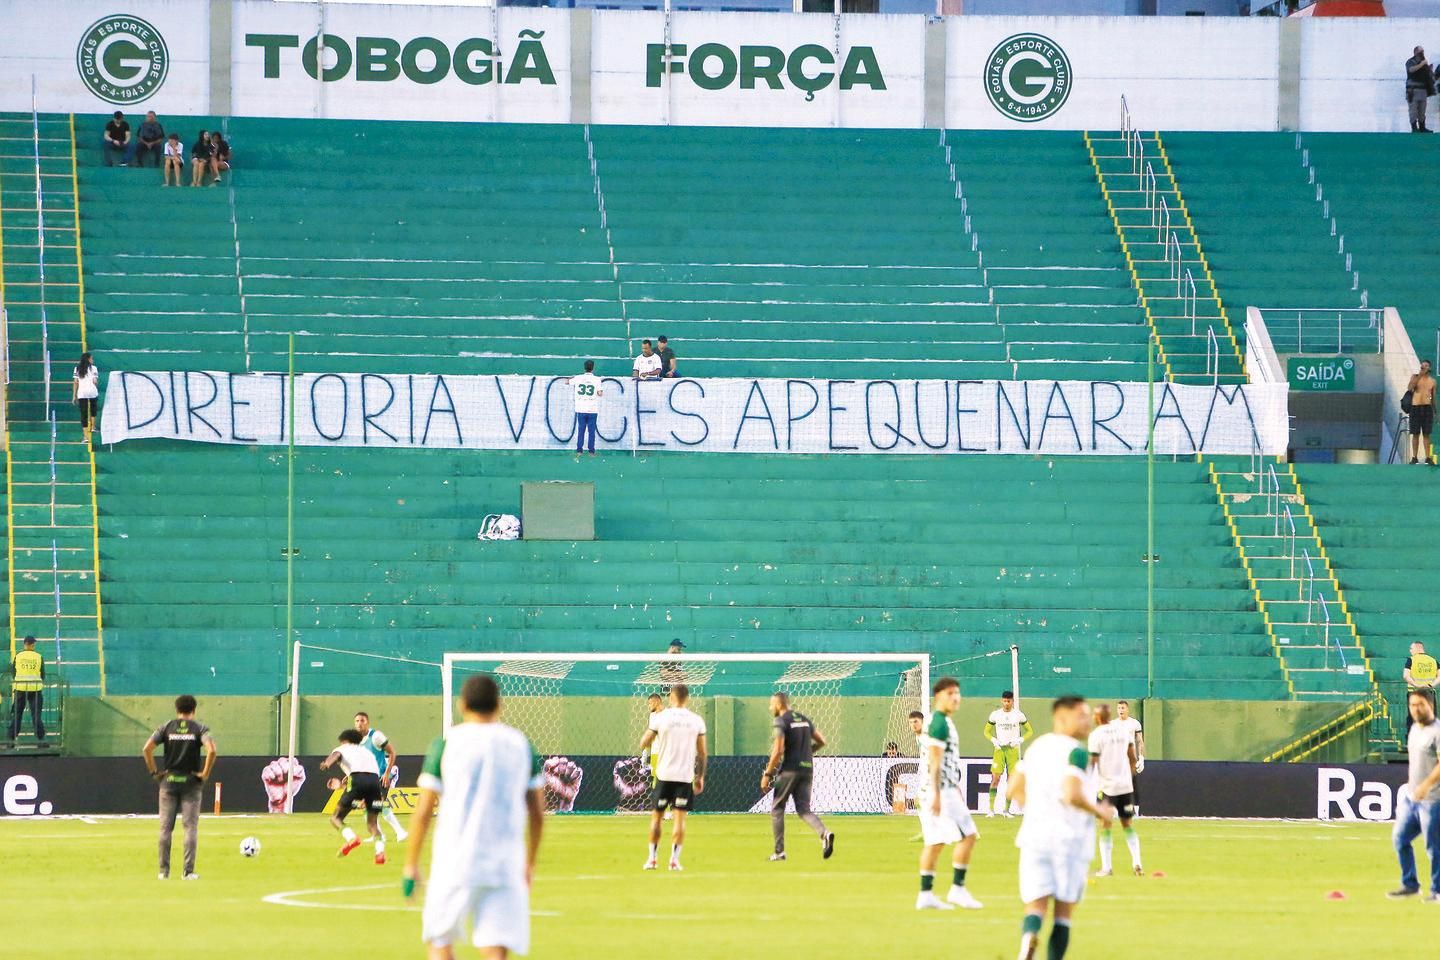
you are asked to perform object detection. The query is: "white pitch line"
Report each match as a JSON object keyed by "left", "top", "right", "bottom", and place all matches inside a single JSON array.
[{"left": 262, "top": 883, "right": 560, "bottom": 917}]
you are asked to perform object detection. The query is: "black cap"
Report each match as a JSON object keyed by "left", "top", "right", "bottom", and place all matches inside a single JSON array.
[{"left": 668, "top": 639, "right": 685, "bottom": 649}]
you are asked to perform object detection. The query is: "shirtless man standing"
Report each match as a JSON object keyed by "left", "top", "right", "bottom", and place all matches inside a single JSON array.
[{"left": 1409, "top": 361, "right": 1436, "bottom": 465}]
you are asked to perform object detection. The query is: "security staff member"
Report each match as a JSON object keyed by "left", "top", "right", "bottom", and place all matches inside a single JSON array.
[
  {"left": 1405, "top": 642, "right": 1439, "bottom": 737},
  {"left": 143, "top": 694, "right": 217, "bottom": 880},
  {"left": 9, "top": 636, "right": 45, "bottom": 743}
]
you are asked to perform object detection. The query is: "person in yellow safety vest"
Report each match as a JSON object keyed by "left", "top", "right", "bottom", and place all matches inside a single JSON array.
[
  {"left": 1404, "top": 641, "right": 1438, "bottom": 738},
  {"left": 9, "top": 636, "right": 46, "bottom": 744}
]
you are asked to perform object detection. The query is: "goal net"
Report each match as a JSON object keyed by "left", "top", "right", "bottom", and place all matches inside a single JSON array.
[{"left": 440, "top": 652, "right": 930, "bottom": 815}]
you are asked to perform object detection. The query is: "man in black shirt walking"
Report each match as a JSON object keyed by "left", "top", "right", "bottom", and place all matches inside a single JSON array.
[
  {"left": 760, "top": 692, "right": 835, "bottom": 862},
  {"left": 142, "top": 695, "right": 217, "bottom": 880}
]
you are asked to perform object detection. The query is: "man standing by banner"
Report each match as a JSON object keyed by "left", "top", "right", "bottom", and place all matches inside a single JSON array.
[{"left": 570, "top": 360, "right": 603, "bottom": 455}]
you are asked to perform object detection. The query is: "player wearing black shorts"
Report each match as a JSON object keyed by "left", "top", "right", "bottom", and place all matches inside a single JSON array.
[
  {"left": 320, "top": 728, "right": 387, "bottom": 864},
  {"left": 654, "top": 778, "right": 695, "bottom": 812}
]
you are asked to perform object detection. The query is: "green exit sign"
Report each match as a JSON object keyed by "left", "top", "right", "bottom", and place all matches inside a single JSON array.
[{"left": 1288, "top": 356, "right": 1355, "bottom": 392}]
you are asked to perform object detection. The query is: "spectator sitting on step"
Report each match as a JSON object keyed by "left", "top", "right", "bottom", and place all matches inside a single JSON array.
[
  {"left": 633, "top": 340, "right": 663, "bottom": 381},
  {"left": 135, "top": 111, "right": 165, "bottom": 168},
  {"left": 73, "top": 351, "right": 99, "bottom": 443},
  {"left": 163, "top": 134, "right": 184, "bottom": 187},
  {"left": 210, "top": 132, "right": 231, "bottom": 185},
  {"left": 1407, "top": 46, "right": 1436, "bottom": 133},
  {"left": 657, "top": 336, "right": 678, "bottom": 378},
  {"left": 1408, "top": 360, "right": 1436, "bottom": 464},
  {"left": 190, "top": 131, "right": 214, "bottom": 187},
  {"left": 102, "top": 111, "right": 133, "bottom": 167}
]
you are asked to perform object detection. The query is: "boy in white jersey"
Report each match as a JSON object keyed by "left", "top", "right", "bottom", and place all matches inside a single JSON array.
[
  {"left": 638, "top": 683, "right": 708, "bottom": 871},
  {"left": 1007, "top": 695, "right": 1114, "bottom": 960},
  {"left": 1088, "top": 703, "right": 1142, "bottom": 877},
  {"left": 318, "top": 729, "right": 386, "bottom": 864},
  {"left": 915, "top": 676, "right": 982, "bottom": 910},
  {"left": 568, "top": 359, "right": 603, "bottom": 455},
  {"left": 403, "top": 674, "right": 545, "bottom": 959},
  {"left": 985, "top": 690, "right": 1033, "bottom": 817}
]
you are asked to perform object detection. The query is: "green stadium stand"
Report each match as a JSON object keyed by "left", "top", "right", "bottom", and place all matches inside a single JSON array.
[
  {"left": 23, "top": 114, "right": 1347, "bottom": 705},
  {"left": 73, "top": 116, "right": 1156, "bottom": 384},
  {"left": 94, "top": 445, "right": 1283, "bottom": 699},
  {"left": 1162, "top": 133, "right": 1359, "bottom": 331},
  {"left": 1298, "top": 134, "right": 1440, "bottom": 357}
]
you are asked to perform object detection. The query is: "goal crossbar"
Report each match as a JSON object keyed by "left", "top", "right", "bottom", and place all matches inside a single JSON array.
[{"left": 440, "top": 652, "right": 931, "bottom": 734}]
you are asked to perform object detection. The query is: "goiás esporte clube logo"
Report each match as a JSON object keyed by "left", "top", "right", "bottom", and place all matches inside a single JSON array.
[{"left": 77, "top": 14, "right": 169, "bottom": 105}]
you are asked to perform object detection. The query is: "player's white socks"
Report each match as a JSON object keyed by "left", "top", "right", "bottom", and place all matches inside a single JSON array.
[
  {"left": 1099, "top": 831, "right": 1114, "bottom": 873},
  {"left": 670, "top": 844, "right": 683, "bottom": 865},
  {"left": 342, "top": 827, "right": 358, "bottom": 843},
  {"left": 648, "top": 843, "right": 658, "bottom": 860},
  {"left": 383, "top": 806, "right": 407, "bottom": 839},
  {"left": 376, "top": 839, "right": 386, "bottom": 857},
  {"left": 1124, "top": 828, "right": 1141, "bottom": 868}
]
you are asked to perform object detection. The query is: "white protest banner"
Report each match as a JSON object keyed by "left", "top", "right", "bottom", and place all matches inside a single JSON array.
[{"left": 100, "top": 371, "right": 1287, "bottom": 457}]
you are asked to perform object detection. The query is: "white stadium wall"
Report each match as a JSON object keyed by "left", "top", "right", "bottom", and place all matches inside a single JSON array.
[{"left": 0, "top": 0, "right": 1436, "bottom": 131}]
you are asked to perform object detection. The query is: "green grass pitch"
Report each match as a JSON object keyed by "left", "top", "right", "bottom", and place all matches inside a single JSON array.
[{"left": 20, "top": 813, "right": 1415, "bottom": 958}]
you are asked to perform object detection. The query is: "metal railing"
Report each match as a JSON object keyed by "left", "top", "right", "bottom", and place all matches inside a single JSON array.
[
  {"left": 1256, "top": 308, "right": 1383, "bottom": 355},
  {"left": 1181, "top": 269, "right": 1198, "bottom": 332},
  {"left": 1261, "top": 695, "right": 1380, "bottom": 763},
  {"left": 1205, "top": 325, "right": 1220, "bottom": 384}
]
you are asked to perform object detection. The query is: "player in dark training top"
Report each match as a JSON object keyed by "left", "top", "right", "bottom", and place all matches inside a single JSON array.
[
  {"left": 760, "top": 692, "right": 835, "bottom": 861},
  {"left": 142, "top": 694, "right": 217, "bottom": 880}
]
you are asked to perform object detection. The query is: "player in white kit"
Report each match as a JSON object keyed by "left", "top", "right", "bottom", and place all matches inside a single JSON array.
[
  {"left": 319, "top": 729, "right": 386, "bottom": 864},
  {"left": 638, "top": 683, "right": 708, "bottom": 871},
  {"left": 1088, "top": 703, "right": 1142, "bottom": 877},
  {"left": 1115, "top": 699, "right": 1144, "bottom": 810},
  {"left": 403, "top": 674, "right": 545, "bottom": 959},
  {"left": 1006, "top": 695, "right": 1114, "bottom": 960}
]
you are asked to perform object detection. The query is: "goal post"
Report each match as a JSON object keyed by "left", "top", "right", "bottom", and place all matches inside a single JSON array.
[{"left": 440, "top": 651, "right": 938, "bottom": 814}]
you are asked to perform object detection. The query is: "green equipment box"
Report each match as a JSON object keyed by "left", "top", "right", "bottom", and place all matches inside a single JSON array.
[{"left": 521, "top": 481, "right": 595, "bottom": 540}]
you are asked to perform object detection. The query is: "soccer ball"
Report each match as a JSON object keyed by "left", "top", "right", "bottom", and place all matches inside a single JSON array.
[{"left": 239, "top": 836, "right": 261, "bottom": 858}]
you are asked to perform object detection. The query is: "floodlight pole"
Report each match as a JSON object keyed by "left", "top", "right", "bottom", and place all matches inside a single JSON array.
[
  {"left": 1146, "top": 336, "right": 1156, "bottom": 700},
  {"left": 283, "top": 334, "right": 299, "bottom": 809}
]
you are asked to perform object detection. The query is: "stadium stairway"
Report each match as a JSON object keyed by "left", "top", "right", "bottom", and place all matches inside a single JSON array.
[
  {"left": 93, "top": 445, "right": 1287, "bottom": 701},
  {"left": 1085, "top": 130, "right": 1245, "bottom": 385},
  {"left": 1209, "top": 459, "right": 1376, "bottom": 703},
  {"left": 1293, "top": 463, "right": 1432, "bottom": 739},
  {"left": 1161, "top": 133, "right": 1360, "bottom": 328},
  {"left": 0, "top": 112, "right": 104, "bottom": 694}
]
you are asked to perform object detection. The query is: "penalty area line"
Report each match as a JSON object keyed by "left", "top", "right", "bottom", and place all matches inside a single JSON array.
[{"left": 261, "top": 883, "right": 561, "bottom": 916}]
